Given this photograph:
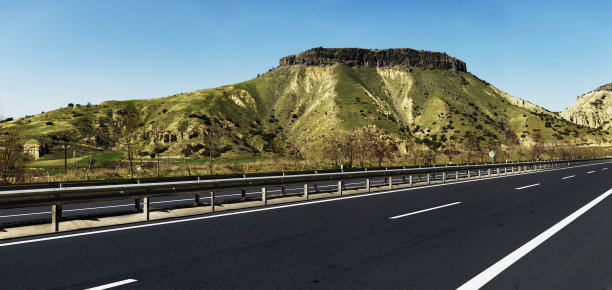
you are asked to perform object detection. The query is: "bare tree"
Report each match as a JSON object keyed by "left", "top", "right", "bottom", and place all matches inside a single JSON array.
[
  {"left": 530, "top": 132, "right": 544, "bottom": 160},
  {"left": 418, "top": 146, "right": 436, "bottom": 166},
  {"left": 0, "top": 127, "right": 28, "bottom": 184},
  {"left": 355, "top": 126, "right": 376, "bottom": 167},
  {"left": 325, "top": 136, "right": 344, "bottom": 167},
  {"left": 113, "top": 104, "right": 143, "bottom": 178},
  {"left": 404, "top": 138, "right": 419, "bottom": 166},
  {"left": 199, "top": 123, "right": 225, "bottom": 175},
  {"left": 369, "top": 127, "right": 397, "bottom": 167},
  {"left": 464, "top": 134, "right": 480, "bottom": 163}
]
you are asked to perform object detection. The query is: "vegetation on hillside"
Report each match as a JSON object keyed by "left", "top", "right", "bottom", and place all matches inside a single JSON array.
[{"left": 1, "top": 62, "right": 610, "bottom": 184}]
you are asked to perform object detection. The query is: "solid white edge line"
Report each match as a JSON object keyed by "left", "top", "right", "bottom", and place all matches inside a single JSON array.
[
  {"left": 1, "top": 161, "right": 610, "bottom": 247},
  {"left": 389, "top": 202, "right": 461, "bottom": 219},
  {"left": 457, "top": 186, "right": 612, "bottom": 290},
  {"left": 515, "top": 183, "right": 540, "bottom": 190},
  {"left": 561, "top": 175, "right": 575, "bottom": 180},
  {"left": 85, "top": 279, "right": 137, "bottom": 290}
]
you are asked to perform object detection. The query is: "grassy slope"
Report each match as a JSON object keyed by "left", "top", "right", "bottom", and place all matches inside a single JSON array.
[{"left": 3, "top": 64, "right": 609, "bottom": 166}]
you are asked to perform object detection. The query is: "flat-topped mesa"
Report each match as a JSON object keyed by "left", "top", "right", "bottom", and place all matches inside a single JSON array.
[
  {"left": 279, "top": 47, "right": 467, "bottom": 72},
  {"left": 595, "top": 83, "right": 612, "bottom": 91}
]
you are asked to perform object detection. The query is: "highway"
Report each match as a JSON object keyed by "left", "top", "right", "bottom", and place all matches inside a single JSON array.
[{"left": 0, "top": 162, "right": 610, "bottom": 289}]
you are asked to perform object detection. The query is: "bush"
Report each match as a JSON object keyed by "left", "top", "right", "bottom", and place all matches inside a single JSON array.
[
  {"left": 68, "top": 103, "right": 74, "bottom": 107},
  {"left": 45, "top": 121, "right": 53, "bottom": 125}
]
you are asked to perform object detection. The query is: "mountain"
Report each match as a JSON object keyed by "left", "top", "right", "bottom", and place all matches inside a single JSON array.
[
  {"left": 560, "top": 83, "right": 612, "bottom": 131},
  {"left": 2, "top": 48, "right": 609, "bottom": 161}
]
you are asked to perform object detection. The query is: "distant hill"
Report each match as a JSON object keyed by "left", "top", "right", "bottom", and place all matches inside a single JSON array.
[
  {"left": 2, "top": 47, "right": 609, "bottom": 161},
  {"left": 561, "top": 83, "right": 612, "bottom": 131}
]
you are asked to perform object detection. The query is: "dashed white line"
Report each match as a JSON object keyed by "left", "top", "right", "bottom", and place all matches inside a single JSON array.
[
  {"left": 515, "top": 183, "right": 540, "bottom": 190},
  {"left": 458, "top": 186, "right": 612, "bottom": 289},
  {"left": 587, "top": 171, "right": 595, "bottom": 174},
  {"left": 389, "top": 202, "right": 461, "bottom": 220},
  {"left": 85, "top": 279, "right": 137, "bottom": 290},
  {"left": 561, "top": 175, "right": 575, "bottom": 180},
  {"left": 603, "top": 168, "right": 608, "bottom": 171}
]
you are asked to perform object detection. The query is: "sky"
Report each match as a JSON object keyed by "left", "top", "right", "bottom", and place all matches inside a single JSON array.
[{"left": 1, "top": 0, "right": 611, "bottom": 118}]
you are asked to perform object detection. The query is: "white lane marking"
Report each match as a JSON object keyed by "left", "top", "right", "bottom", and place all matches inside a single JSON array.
[
  {"left": 86, "top": 279, "right": 137, "bottom": 290},
  {"left": 587, "top": 171, "right": 595, "bottom": 174},
  {"left": 515, "top": 183, "right": 540, "bottom": 190},
  {"left": 603, "top": 168, "right": 608, "bottom": 171},
  {"left": 458, "top": 186, "right": 612, "bottom": 289},
  {"left": 389, "top": 202, "right": 461, "bottom": 220},
  {"left": 1, "top": 161, "right": 610, "bottom": 247},
  {"left": 0, "top": 211, "right": 51, "bottom": 218},
  {"left": 561, "top": 175, "right": 575, "bottom": 180}
]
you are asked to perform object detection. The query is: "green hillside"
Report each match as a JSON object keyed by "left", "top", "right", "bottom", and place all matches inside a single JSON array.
[{"left": 2, "top": 49, "right": 610, "bottom": 166}]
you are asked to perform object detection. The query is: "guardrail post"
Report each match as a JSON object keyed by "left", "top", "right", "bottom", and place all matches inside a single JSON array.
[
  {"left": 427, "top": 173, "right": 431, "bottom": 184},
  {"left": 478, "top": 169, "right": 482, "bottom": 178},
  {"left": 304, "top": 184, "right": 309, "bottom": 200},
  {"left": 455, "top": 171, "right": 459, "bottom": 181},
  {"left": 314, "top": 184, "right": 319, "bottom": 193},
  {"left": 262, "top": 187, "right": 267, "bottom": 205},
  {"left": 52, "top": 204, "right": 62, "bottom": 232},
  {"left": 442, "top": 172, "right": 446, "bottom": 183},
  {"left": 366, "top": 178, "right": 371, "bottom": 192},
  {"left": 467, "top": 170, "right": 471, "bottom": 179},
  {"left": 496, "top": 168, "right": 500, "bottom": 176},
  {"left": 488, "top": 168, "right": 491, "bottom": 176},
  {"left": 143, "top": 197, "right": 150, "bottom": 221},
  {"left": 134, "top": 198, "right": 140, "bottom": 211},
  {"left": 194, "top": 194, "right": 200, "bottom": 206},
  {"left": 281, "top": 186, "right": 286, "bottom": 196},
  {"left": 241, "top": 189, "right": 246, "bottom": 201},
  {"left": 210, "top": 192, "right": 215, "bottom": 211},
  {"left": 338, "top": 181, "right": 343, "bottom": 195},
  {"left": 389, "top": 176, "right": 393, "bottom": 189},
  {"left": 409, "top": 175, "right": 413, "bottom": 187}
]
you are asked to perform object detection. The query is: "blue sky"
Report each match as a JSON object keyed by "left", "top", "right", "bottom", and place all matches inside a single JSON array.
[{"left": 1, "top": 0, "right": 610, "bottom": 118}]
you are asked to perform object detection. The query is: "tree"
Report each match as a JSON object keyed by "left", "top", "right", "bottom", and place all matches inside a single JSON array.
[
  {"left": 198, "top": 123, "right": 225, "bottom": 175},
  {"left": 325, "top": 136, "right": 344, "bottom": 167},
  {"left": 340, "top": 134, "right": 357, "bottom": 168},
  {"left": 355, "top": 126, "right": 375, "bottom": 167},
  {"left": 418, "top": 146, "right": 436, "bottom": 165},
  {"left": 369, "top": 128, "right": 397, "bottom": 167},
  {"left": 464, "top": 134, "right": 480, "bottom": 163},
  {"left": 0, "top": 127, "right": 28, "bottom": 184},
  {"left": 112, "top": 104, "right": 143, "bottom": 178},
  {"left": 78, "top": 122, "right": 106, "bottom": 180},
  {"left": 530, "top": 132, "right": 545, "bottom": 160},
  {"left": 404, "top": 138, "right": 419, "bottom": 166},
  {"left": 443, "top": 139, "right": 459, "bottom": 163},
  {"left": 180, "top": 145, "right": 192, "bottom": 176}
]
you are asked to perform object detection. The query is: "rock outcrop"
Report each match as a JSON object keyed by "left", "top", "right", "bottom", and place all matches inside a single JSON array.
[
  {"left": 279, "top": 47, "right": 467, "bottom": 72},
  {"left": 560, "top": 84, "right": 612, "bottom": 130}
]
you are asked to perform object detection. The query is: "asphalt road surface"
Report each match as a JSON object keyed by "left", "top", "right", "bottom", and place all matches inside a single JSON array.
[{"left": 0, "top": 162, "right": 610, "bottom": 289}]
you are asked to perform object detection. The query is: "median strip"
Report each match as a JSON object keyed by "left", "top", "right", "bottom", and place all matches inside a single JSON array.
[
  {"left": 515, "top": 183, "right": 540, "bottom": 190},
  {"left": 389, "top": 202, "right": 461, "bottom": 220},
  {"left": 561, "top": 175, "right": 575, "bottom": 180},
  {"left": 85, "top": 279, "right": 137, "bottom": 290}
]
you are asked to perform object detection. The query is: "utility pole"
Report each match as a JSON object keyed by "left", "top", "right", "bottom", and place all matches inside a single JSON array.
[{"left": 63, "top": 144, "right": 70, "bottom": 174}]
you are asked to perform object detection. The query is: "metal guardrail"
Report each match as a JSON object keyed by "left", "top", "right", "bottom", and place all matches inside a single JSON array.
[{"left": 1, "top": 157, "right": 610, "bottom": 232}]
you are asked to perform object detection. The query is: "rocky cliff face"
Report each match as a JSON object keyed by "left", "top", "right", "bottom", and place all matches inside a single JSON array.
[
  {"left": 279, "top": 47, "right": 467, "bottom": 72},
  {"left": 560, "top": 83, "right": 612, "bottom": 130}
]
